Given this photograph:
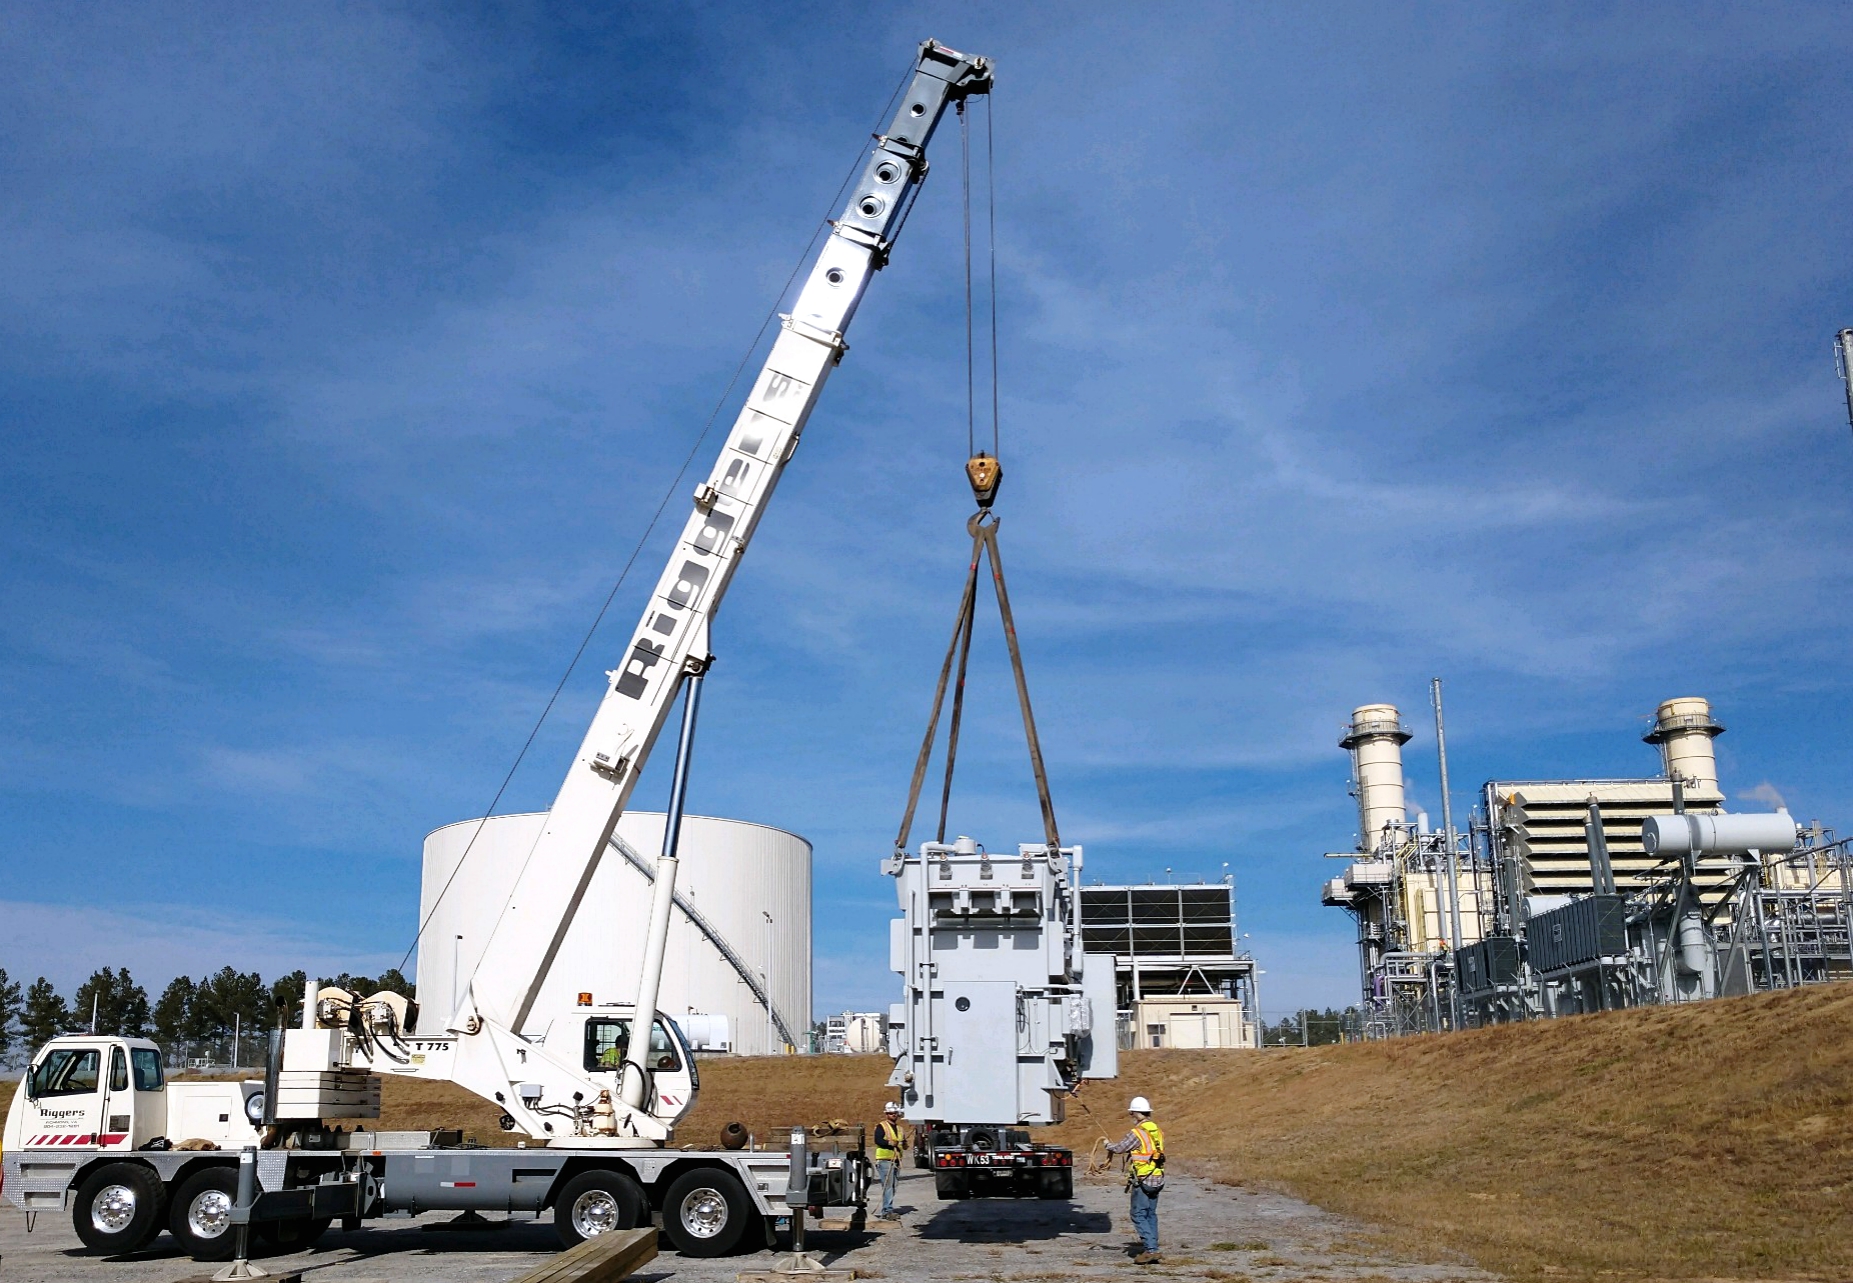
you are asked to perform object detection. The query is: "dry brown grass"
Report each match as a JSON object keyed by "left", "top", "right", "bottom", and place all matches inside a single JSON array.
[
  {"left": 9, "top": 988, "right": 1851, "bottom": 1281},
  {"left": 370, "top": 1052, "right": 899, "bottom": 1150},
  {"left": 1041, "top": 984, "right": 1853, "bottom": 1282}
]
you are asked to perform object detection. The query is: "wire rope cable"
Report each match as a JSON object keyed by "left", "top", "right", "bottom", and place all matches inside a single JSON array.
[
  {"left": 960, "top": 99, "right": 976, "bottom": 458},
  {"left": 399, "top": 68, "right": 918, "bottom": 978},
  {"left": 986, "top": 92, "right": 1000, "bottom": 458}
]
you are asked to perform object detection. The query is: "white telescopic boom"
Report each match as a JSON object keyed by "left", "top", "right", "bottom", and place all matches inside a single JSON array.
[
  {"left": 455, "top": 42, "right": 994, "bottom": 1036},
  {"left": 1838, "top": 328, "right": 1853, "bottom": 435}
]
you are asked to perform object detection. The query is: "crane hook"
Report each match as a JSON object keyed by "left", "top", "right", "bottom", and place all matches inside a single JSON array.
[{"left": 966, "top": 452, "right": 1002, "bottom": 508}]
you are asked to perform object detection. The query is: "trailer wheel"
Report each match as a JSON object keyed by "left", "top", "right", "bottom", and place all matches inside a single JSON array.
[
  {"left": 73, "top": 1163, "right": 165, "bottom": 1254},
  {"left": 933, "top": 1173, "right": 967, "bottom": 1200},
  {"left": 662, "top": 1167, "right": 752, "bottom": 1257},
  {"left": 1037, "top": 1169, "right": 1073, "bottom": 1200},
  {"left": 169, "top": 1166, "right": 240, "bottom": 1261},
  {"left": 552, "top": 1169, "right": 646, "bottom": 1249}
]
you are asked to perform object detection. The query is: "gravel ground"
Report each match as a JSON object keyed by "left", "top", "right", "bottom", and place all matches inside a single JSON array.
[{"left": 0, "top": 1167, "right": 1497, "bottom": 1283}]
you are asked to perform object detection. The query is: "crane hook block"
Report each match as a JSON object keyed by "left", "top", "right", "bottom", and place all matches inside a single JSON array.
[{"left": 966, "top": 453, "right": 1002, "bottom": 508}]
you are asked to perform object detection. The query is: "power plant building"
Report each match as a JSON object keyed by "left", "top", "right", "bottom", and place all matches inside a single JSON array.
[
  {"left": 415, "top": 811, "right": 810, "bottom": 1056},
  {"left": 1320, "top": 695, "right": 1846, "bottom": 1035}
]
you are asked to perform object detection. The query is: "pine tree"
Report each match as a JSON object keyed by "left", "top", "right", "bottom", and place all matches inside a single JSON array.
[
  {"left": 71, "top": 967, "right": 153, "bottom": 1037},
  {"left": 20, "top": 977, "right": 72, "bottom": 1047},
  {"left": 117, "top": 969, "right": 152, "bottom": 1036},
  {"left": 152, "top": 975, "right": 197, "bottom": 1047},
  {"left": 373, "top": 968, "right": 415, "bottom": 1000},
  {"left": 332, "top": 972, "right": 375, "bottom": 996},
  {"left": 269, "top": 970, "right": 307, "bottom": 1025},
  {"left": 194, "top": 967, "right": 269, "bottom": 1039},
  {"left": 0, "top": 967, "right": 23, "bottom": 1061}
]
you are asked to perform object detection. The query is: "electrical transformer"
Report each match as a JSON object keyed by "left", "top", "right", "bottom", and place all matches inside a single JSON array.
[{"left": 884, "top": 837, "right": 1117, "bottom": 1128}]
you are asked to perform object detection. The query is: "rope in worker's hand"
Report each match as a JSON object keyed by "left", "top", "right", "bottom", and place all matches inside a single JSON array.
[{"left": 1083, "top": 1135, "right": 1120, "bottom": 1178}]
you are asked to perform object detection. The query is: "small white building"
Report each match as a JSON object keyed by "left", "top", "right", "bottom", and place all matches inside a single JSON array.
[
  {"left": 1131, "top": 997, "right": 1253, "bottom": 1049},
  {"left": 415, "top": 811, "right": 810, "bottom": 1056}
]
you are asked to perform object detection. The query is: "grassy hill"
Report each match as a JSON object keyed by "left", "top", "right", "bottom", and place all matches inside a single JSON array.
[
  {"left": 7, "top": 985, "right": 1851, "bottom": 1280},
  {"left": 1041, "top": 984, "right": 1853, "bottom": 1281}
]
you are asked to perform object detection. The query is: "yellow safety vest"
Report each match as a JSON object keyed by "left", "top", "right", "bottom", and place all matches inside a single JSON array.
[
  {"left": 874, "top": 1120, "right": 904, "bottom": 1160},
  {"left": 1129, "top": 1119, "right": 1165, "bottom": 1178}
]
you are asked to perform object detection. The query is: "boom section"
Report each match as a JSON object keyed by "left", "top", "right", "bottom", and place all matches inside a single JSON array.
[{"left": 461, "top": 41, "right": 993, "bottom": 1034}]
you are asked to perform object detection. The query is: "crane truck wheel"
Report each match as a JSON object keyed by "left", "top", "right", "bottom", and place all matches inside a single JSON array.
[
  {"left": 168, "top": 1166, "right": 241, "bottom": 1261},
  {"left": 661, "top": 1167, "right": 753, "bottom": 1257},
  {"left": 552, "top": 1169, "right": 647, "bottom": 1249},
  {"left": 72, "top": 1162, "right": 166, "bottom": 1254}
]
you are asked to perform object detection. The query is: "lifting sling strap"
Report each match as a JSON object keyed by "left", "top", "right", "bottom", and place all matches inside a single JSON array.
[{"left": 893, "top": 509, "right": 1061, "bottom": 854}]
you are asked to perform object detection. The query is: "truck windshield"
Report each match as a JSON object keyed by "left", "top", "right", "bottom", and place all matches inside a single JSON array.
[
  {"left": 131, "top": 1047, "right": 163, "bottom": 1090},
  {"left": 583, "top": 1018, "right": 682, "bottom": 1074},
  {"left": 31, "top": 1047, "right": 101, "bottom": 1097}
]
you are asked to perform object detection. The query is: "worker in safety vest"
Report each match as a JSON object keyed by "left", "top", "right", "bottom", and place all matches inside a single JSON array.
[
  {"left": 872, "top": 1102, "right": 905, "bottom": 1220},
  {"left": 1104, "top": 1095, "right": 1165, "bottom": 1263}
]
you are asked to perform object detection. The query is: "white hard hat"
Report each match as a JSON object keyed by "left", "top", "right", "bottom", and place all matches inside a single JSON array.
[
  {"left": 1128, "top": 1096, "right": 1152, "bottom": 1113},
  {"left": 884, "top": 1101, "right": 901, "bottom": 1113}
]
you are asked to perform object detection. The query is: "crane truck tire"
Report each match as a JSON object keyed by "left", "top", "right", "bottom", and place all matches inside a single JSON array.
[
  {"left": 552, "top": 1169, "right": 647, "bottom": 1249},
  {"left": 72, "top": 1162, "right": 166, "bottom": 1254},
  {"left": 661, "top": 1167, "right": 753, "bottom": 1257},
  {"left": 168, "top": 1165, "right": 241, "bottom": 1260}
]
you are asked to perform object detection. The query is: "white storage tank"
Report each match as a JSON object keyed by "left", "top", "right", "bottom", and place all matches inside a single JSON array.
[{"left": 414, "top": 811, "right": 809, "bottom": 1056}]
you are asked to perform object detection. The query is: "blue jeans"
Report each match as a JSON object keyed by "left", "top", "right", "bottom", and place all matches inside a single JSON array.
[
  {"left": 876, "top": 1158, "right": 899, "bottom": 1214},
  {"left": 1129, "top": 1183, "right": 1159, "bottom": 1252}
]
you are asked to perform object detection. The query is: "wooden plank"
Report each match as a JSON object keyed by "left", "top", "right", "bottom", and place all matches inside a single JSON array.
[
  {"left": 507, "top": 1227, "right": 657, "bottom": 1283},
  {"left": 510, "top": 1231, "right": 653, "bottom": 1283}
]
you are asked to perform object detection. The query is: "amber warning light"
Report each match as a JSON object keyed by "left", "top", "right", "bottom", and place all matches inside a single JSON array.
[{"left": 576, "top": 992, "right": 593, "bottom": 1007}]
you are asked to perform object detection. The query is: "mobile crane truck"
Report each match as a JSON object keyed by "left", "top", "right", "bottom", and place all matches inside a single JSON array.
[{"left": 3, "top": 38, "right": 992, "bottom": 1262}]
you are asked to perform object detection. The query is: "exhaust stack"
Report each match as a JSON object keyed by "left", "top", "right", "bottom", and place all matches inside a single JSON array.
[
  {"left": 1341, "top": 704, "right": 1412, "bottom": 854},
  {"left": 1643, "top": 697, "right": 1723, "bottom": 794}
]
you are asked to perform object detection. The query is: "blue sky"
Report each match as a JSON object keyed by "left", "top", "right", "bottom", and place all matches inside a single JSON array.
[{"left": 4, "top": 3, "right": 1851, "bottom": 1021}]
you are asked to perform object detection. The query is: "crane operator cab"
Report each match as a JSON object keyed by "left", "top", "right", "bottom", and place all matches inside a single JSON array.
[{"left": 575, "top": 1007, "right": 698, "bottom": 1127}]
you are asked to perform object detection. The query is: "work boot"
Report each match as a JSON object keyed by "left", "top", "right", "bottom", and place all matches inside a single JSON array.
[{"left": 1134, "top": 1251, "right": 1163, "bottom": 1264}]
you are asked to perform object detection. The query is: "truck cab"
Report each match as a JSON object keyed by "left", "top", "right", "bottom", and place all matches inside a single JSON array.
[
  {"left": 8, "top": 1036, "right": 169, "bottom": 1154},
  {"left": 4, "top": 1035, "right": 263, "bottom": 1253}
]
